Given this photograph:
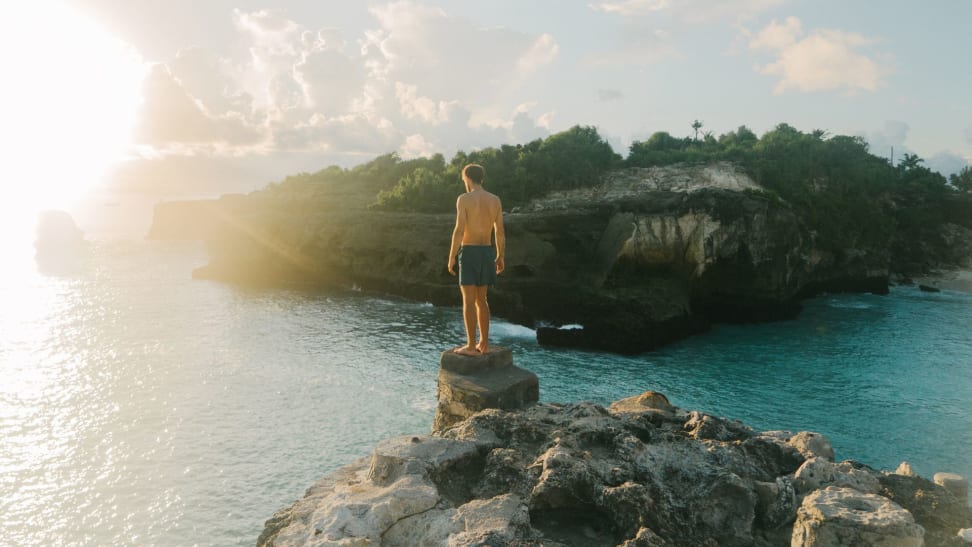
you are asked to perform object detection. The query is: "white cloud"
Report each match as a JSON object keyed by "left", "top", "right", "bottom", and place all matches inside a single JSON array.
[
  {"left": 927, "top": 151, "right": 968, "bottom": 177},
  {"left": 125, "top": 2, "right": 560, "bottom": 175},
  {"left": 518, "top": 34, "right": 560, "bottom": 73},
  {"left": 167, "top": 47, "right": 253, "bottom": 118},
  {"left": 363, "top": 1, "right": 558, "bottom": 107},
  {"left": 590, "top": 0, "right": 668, "bottom": 16},
  {"left": 270, "top": 112, "right": 398, "bottom": 153},
  {"left": 134, "top": 64, "right": 264, "bottom": 149},
  {"left": 399, "top": 133, "right": 438, "bottom": 159},
  {"left": 749, "top": 17, "right": 887, "bottom": 94},
  {"left": 537, "top": 111, "right": 556, "bottom": 129},
  {"left": 861, "top": 121, "right": 911, "bottom": 165},
  {"left": 293, "top": 44, "right": 366, "bottom": 114},
  {"left": 583, "top": 28, "right": 676, "bottom": 66},
  {"left": 748, "top": 15, "right": 801, "bottom": 50},
  {"left": 590, "top": 0, "right": 784, "bottom": 22},
  {"left": 394, "top": 82, "right": 457, "bottom": 125}
]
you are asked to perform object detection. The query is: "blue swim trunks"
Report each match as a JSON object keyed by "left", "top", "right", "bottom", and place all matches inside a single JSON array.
[{"left": 458, "top": 245, "right": 497, "bottom": 286}]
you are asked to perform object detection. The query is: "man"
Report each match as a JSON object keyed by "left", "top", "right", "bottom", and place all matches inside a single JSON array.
[{"left": 447, "top": 164, "right": 505, "bottom": 355}]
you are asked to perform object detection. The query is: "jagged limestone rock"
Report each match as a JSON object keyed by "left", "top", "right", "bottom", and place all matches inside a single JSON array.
[
  {"left": 792, "top": 486, "right": 924, "bottom": 547},
  {"left": 896, "top": 461, "right": 919, "bottom": 477},
  {"left": 787, "top": 431, "right": 835, "bottom": 462},
  {"left": 794, "top": 458, "right": 881, "bottom": 495},
  {"left": 259, "top": 391, "right": 972, "bottom": 546},
  {"left": 754, "top": 476, "right": 797, "bottom": 529}
]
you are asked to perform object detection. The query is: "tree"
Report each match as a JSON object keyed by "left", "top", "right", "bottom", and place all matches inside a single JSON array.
[
  {"left": 691, "top": 119, "right": 703, "bottom": 141},
  {"left": 950, "top": 166, "right": 972, "bottom": 192},
  {"left": 898, "top": 153, "right": 925, "bottom": 171}
]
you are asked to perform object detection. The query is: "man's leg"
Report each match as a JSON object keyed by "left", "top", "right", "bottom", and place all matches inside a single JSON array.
[
  {"left": 474, "top": 285, "right": 490, "bottom": 354},
  {"left": 457, "top": 284, "right": 479, "bottom": 355}
]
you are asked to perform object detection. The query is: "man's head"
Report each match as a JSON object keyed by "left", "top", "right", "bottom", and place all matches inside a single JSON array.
[{"left": 462, "top": 164, "right": 485, "bottom": 187}]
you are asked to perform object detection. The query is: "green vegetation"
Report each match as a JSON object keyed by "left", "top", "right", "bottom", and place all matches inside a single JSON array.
[
  {"left": 374, "top": 125, "right": 621, "bottom": 212},
  {"left": 258, "top": 122, "right": 972, "bottom": 273}
]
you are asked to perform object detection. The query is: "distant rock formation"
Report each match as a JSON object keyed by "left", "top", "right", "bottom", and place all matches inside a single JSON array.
[
  {"left": 150, "top": 163, "right": 899, "bottom": 353},
  {"left": 34, "top": 210, "right": 85, "bottom": 270},
  {"left": 257, "top": 390, "right": 971, "bottom": 546},
  {"left": 35, "top": 210, "right": 83, "bottom": 250}
]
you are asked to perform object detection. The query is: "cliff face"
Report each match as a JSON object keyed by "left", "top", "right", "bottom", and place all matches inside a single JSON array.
[{"left": 150, "top": 163, "right": 892, "bottom": 353}]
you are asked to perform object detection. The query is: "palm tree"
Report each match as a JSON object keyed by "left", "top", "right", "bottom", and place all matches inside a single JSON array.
[
  {"left": 898, "top": 153, "right": 924, "bottom": 171},
  {"left": 691, "top": 119, "right": 703, "bottom": 142}
]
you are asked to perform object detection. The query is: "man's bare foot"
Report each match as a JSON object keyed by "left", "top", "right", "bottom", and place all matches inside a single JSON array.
[
  {"left": 476, "top": 342, "right": 489, "bottom": 354},
  {"left": 454, "top": 345, "right": 480, "bottom": 356}
]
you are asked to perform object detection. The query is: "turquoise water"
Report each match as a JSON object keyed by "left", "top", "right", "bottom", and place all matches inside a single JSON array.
[{"left": 1, "top": 239, "right": 969, "bottom": 545}]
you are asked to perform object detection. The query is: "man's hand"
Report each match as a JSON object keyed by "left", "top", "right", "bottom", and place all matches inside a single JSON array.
[
  {"left": 495, "top": 256, "right": 505, "bottom": 275},
  {"left": 448, "top": 257, "right": 457, "bottom": 275}
]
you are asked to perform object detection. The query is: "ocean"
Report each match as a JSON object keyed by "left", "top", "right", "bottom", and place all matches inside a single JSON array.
[{"left": 1, "top": 235, "right": 970, "bottom": 546}]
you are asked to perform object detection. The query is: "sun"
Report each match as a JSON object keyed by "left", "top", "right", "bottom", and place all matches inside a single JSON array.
[{"left": 0, "top": 0, "right": 145, "bottom": 242}]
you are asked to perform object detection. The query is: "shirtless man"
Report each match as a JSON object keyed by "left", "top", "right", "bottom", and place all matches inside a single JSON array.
[{"left": 447, "top": 164, "right": 505, "bottom": 355}]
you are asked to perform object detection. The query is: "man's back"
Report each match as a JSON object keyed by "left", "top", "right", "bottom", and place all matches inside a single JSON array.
[{"left": 458, "top": 190, "right": 501, "bottom": 245}]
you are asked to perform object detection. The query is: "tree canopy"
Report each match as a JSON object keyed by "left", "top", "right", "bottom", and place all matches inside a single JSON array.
[{"left": 257, "top": 122, "right": 972, "bottom": 273}]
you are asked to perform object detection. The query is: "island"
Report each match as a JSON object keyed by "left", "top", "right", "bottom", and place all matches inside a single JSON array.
[{"left": 148, "top": 125, "right": 972, "bottom": 353}]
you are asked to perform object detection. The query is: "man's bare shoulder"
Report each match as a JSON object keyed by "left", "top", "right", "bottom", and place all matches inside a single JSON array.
[{"left": 483, "top": 190, "right": 501, "bottom": 205}]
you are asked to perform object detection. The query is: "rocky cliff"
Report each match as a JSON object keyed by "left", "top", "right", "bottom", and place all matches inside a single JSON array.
[
  {"left": 257, "top": 390, "right": 971, "bottom": 546},
  {"left": 149, "top": 163, "right": 894, "bottom": 353}
]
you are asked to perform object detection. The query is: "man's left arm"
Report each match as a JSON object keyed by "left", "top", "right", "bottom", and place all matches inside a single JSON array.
[
  {"left": 447, "top": 197, "right": 465, "bottom": 275},
  {"left": 494, "top": 201, "right": 505, "bottom": 274}
]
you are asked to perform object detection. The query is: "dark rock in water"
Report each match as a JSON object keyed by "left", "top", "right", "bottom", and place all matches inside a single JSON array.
[{"left": 918, "top": 284, "right": 941, "bottom": 293}]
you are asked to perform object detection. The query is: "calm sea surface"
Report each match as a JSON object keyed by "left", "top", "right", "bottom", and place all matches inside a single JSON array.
[{"left": 1, "top": 238, "right": 970, "bottom": 546}]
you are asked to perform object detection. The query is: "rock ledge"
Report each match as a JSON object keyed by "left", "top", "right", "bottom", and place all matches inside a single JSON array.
[{"left": 259, "top": 390, "right": 971, "bottom": 546}]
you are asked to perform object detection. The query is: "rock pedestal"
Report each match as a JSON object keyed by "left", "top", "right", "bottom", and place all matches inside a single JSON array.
[{"left": 433, "top": 346, "right": 539, "bottom": 434}]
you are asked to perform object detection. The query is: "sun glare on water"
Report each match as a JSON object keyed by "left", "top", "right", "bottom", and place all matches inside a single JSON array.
[{"left": 0, "top": 1, "right": 144, "bottom": 253}]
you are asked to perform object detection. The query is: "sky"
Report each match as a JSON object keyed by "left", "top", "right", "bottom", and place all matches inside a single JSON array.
[{"left": 6, "top": 0, "right": 972, "bottom": 199}]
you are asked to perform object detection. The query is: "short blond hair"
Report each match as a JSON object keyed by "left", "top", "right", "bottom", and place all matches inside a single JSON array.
[{"left": 462, "top": 164, "right": 485, "bottom": 184}]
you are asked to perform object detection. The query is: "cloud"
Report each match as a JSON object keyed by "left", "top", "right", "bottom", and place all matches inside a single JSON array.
[
  {"left": 518, "top": 34, "right": 560, "bottom": 72},
  {"left": 134, "top": 64, "right": 264, "bottom": 149},
  {"left": 749, "top": 17, "right": 888, "bottom": 94},
  {"left": 123, "top": 1, "right": 562, "bottom": 187},
  {"left": 364, "top": 1, "right": 559, "bottom": 106},
  {"left": 293, "top": 42, "right": 367, "bottom": 115},
  {"left": 399, "top": 133, "right": 437, "bottom": 159},
  {"left": 167, "top": 47, "right": 253, "bottom": 118},
  {"left": 597, "top": 89, "right": 625, "bottom": 102},
  {"left": 590, "top": 0, "right": 785, "bottom": 22},
  {"left": 748, "top": 15, "right": 801, "bottom": 50},
  {"left": 394, "top": 82, "right": 458, "bottom": 125},
  {"left": 927, "top": 151, "right": 969, "bottom": 178},
  {"left": 583, "top": 28, "right": 677, "bottom": 66},
  {"left": 861, "top": 120, "right": 910, "bottom": 162}
]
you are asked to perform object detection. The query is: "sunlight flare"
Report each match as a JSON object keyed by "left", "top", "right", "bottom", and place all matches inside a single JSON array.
[{"left": 0, "top": 0, "right": 145, "bottom": 242}]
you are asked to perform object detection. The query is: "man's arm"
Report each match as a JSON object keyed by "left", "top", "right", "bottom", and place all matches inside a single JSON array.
[
  {"left": 494, "top": 199, "right": 505, "bottom": 274},
  {"left": 447, "top": 196, "right": 465, "bottom": 275}
]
